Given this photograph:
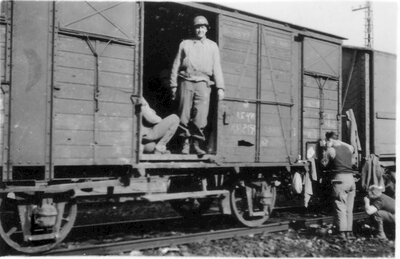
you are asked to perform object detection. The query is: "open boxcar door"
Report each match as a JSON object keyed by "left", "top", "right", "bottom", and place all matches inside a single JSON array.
[{"left": 53, "top": 1, "right": 141, "bottom": 168}]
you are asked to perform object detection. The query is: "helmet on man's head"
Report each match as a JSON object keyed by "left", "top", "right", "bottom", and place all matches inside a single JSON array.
[{"left": 193, "top": 15, "right": 209, "bottom": 27}]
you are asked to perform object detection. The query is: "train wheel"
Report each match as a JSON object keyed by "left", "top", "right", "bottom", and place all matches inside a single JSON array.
[
  {"left": 0, "top": 194, "right": 77, "bottom": 254},
  {"left": 230, "top": 180, "right": 276, "bottom": 227}
]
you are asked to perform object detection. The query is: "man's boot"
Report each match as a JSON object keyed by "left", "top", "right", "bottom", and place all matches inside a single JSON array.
[
  {"left": 375, "top": 217, "right": 388, "bottom": 240},
  {"left": 193, "top": 139, "right": 206, "bottom": 155},
  {"left": 181, "top": 138, "right": 190, "bottom": 155}
]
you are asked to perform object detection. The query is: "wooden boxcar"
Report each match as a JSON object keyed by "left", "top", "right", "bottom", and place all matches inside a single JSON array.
[
  {"left": 0, "top": 1, "right": 345, "bottom": 253},
  {"left": 342, "top": 46, "right": 396, "bottom": 167}
]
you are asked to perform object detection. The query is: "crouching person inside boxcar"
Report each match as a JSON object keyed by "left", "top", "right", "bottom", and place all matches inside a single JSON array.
[
  {"left": 170, "top": 15, "right": 225, "bottom": 155},
  {"left": 364, "top": 185, "right": 395, "bottom": 240},
  {"left": 141, "top": 98, "right": 180, "bottom": 154},
  {"left": 324, "top": 131, "right": 356, "bottom": 240}
]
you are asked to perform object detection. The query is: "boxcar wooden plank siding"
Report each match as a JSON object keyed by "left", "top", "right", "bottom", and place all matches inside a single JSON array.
[
  {"left": 56, "top": 1, "right": 137, "bottom": 42},
  {"left": 53, "top": 116, "right": 132, "bottom": 135},
  {"left": 303, "top": 87, "right": 338, "bottom": 101},
  {"left": 218, "top": 102, "right": 257, "bottom": 162},
  {"left": 302, "top": 40, "right": 340, "bottom": 146},
  {"left": 53, "top": 130, "right": 132, "bottom": 146},
  {"left": 97, "top": 102, "right": 132, "bottom": 117},
  {"left": 260, "top": 26, "right": 294, "bottom": 162},
  {"left": 99, "top": 71, "right": 134, "bottom": 89},
  {"left": 261, "top": 70, "right": 291, "bottom": 83},
  {"left": 303, "top": 110, "right": 338, "bottom": 120},
  {"left": 303, "top": 98, "right": 338, "bottom": 110},
  {"left": 55, "top": 66, "right": 95, "bottom": 86},
  {"left": 54, "top": 84, "right": 133, "bottom": 104},
  {"left": 53, "top": 29, "right": 135, "bottom": 166},
  {"left": 303, "top": 38, "right": 340, "bottom": 77},
  {"left": 97, "top": 86, "right": 133, "bottom": 104},
  {"left": 96, "top": 117, "right": 132, "bottom": 132},
  {"left": 0, "top": 25, "right": 5, "bottom": 82},
  {"left": 8, "top": 1, "right": 51, "bottom": 166},
  {"left": 53, "top": 35, "right": 96, "bottom": 165},
  {"left": 54, "top": 114, "right": 94, "bottom": 131},
  {"left": 220, "top": 16, "right": 258, "bottom": 100},
  {"left": 222, "top": 49, "right": 257, "bottom": 66},
  {"left": 0, "top": 24, "right": 5, "bottom": 165},
  {"left": 54, "top": 146, "right": 93, "bottom": 159},
  {"left": 53, "top": 130, "right": 93, "bottom": 146},
  {"left": 372, "top": 51, "right": 396, "bottom": 156},
  {"left": 54, "top": 83, "right": 94, "bottom": 101},
  {"left": 54, "top": 98, "right": 94, "bottom": 115},
  {"left": 259, "top": 105, "right": 292, "bottom": 162},
  {"left": 56, "top": 41, "right": 133, "bottom": 68},
  {"left": 303, "top": 76, "right": 339, "bottom": 91}
]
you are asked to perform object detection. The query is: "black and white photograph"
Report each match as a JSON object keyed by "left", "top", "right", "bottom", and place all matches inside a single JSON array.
[{"left": 0, "top": 0, "right": 397, "bottom": 256}]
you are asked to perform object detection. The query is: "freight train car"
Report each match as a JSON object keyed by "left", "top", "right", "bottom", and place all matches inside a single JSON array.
[
  {"left": 0, "top": 1, "right": 345, "bottom": 253},
  {"left": 342, "top": 46, "right": 396, "bottom": 169}
]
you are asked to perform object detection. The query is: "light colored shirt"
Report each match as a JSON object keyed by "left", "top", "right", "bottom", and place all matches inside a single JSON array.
[
  {"left": 141, "top": 98, "right": 161, "bottom": 137},
  {"left": 326, "top": 140, "right": 354, "bottom": 160},
  {"left": 170, "top": 37, "right": 224, "bottom": 90}
]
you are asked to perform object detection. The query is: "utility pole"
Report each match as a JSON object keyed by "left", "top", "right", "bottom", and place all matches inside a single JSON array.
[{"left": 352, "top": 1, "right": 373, "bottom": 48}]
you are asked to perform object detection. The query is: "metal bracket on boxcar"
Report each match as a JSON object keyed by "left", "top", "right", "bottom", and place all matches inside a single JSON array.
[
  {"left": 0, "top": 81, "right": 9, "bottom": 94},
  {"left": 223, "top": 111, "right": 230, "bottom": 125},
  {"left": 130, "top": 95, "right": 142, "bottom": 105},
  {"left": 130, "top": 95, "right": 142, "bottom": 114}
]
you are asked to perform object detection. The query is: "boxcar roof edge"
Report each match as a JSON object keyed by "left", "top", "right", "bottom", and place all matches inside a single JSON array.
[{"left": 190, "top": 2, "right": 347, "bottom": 42}]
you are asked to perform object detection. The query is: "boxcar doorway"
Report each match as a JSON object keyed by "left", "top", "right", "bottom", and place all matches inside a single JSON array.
[{"left": 142, "top": 2, "right": 218, "bottom": 155}]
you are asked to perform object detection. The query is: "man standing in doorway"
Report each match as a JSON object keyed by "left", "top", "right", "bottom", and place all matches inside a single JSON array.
[{"left": 170, "top": 15, "right": 225, "bottom": 155}]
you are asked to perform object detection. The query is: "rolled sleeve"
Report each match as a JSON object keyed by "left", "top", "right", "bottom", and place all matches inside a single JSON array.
[{"left": 141, "top": 99, "right": 162, "bottom": 125}]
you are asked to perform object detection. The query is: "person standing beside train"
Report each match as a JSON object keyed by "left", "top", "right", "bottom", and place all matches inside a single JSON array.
[
  {"left": 325, "top": 131, "right": 356, "bottom": 240},
  {"left": 170, "top": 15, "right": 225, "bottom": 155}
]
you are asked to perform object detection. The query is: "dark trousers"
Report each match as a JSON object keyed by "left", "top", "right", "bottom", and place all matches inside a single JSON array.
[
  {"left": 373, "top": 210, "right": 395, "bottom": 236},
  {"left": 178, "top": 80, "right": 211, "bottom": 140}
]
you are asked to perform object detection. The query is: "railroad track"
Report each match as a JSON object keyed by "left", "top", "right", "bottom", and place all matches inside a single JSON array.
[{"left": 45, "top": 212, "right": 368, "bottom": 255}]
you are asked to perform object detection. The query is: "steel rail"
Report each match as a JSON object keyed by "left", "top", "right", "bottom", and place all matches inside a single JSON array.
[
  {"left": 46, "top": 222, "right": 289, "bottom": 255},
  {"left": 45, "top": 212, "right": 368, "bottom": 255}
]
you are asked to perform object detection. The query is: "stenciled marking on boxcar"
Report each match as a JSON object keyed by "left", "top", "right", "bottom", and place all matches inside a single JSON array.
[
  {"left": 231, "top": 123, "right": 256, "bottom": 136},
  {"left": 236, "top": 111, "right": 255, "bottom": 122},
  {"left": 229, "top": 110, "right": 256, "bottom": 135},
  {"left": 24, "top": 49, "right": 42, "bottom": 92},
  {"left": 223, "top": 26, "right": 252, "bottom": 40}
]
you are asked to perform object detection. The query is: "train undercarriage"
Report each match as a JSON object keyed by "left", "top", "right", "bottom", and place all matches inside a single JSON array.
[{"left": 0, "top": 163, "right": 306, "bottom": 254}]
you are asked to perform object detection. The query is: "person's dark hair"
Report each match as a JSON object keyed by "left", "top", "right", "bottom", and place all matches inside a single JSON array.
[{"left": 325, "top": 131, "right": 338, "bottom": 140}]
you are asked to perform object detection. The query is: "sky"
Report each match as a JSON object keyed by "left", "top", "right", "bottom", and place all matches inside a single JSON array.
[{"left": 215, "top": 0, "right": 398, "bottom": 54}]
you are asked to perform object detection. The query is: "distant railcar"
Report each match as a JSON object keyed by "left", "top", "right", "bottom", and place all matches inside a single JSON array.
[
  {"left": 342, "top": 46, "right": 396, "bottom": 168},
  {"left": 0, "top": 1, "right": 368, "bottom": 253}
]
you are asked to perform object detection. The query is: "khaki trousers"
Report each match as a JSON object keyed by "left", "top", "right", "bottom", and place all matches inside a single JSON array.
[
  {"left": 178, "top": 80, "right": 211, "bottom": 140},
  {"left": 142, "top": 114, "right": 179, "bottom": 153},
  {"left": 332, "top": 173, "right": 356, "bottom": 232}
]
